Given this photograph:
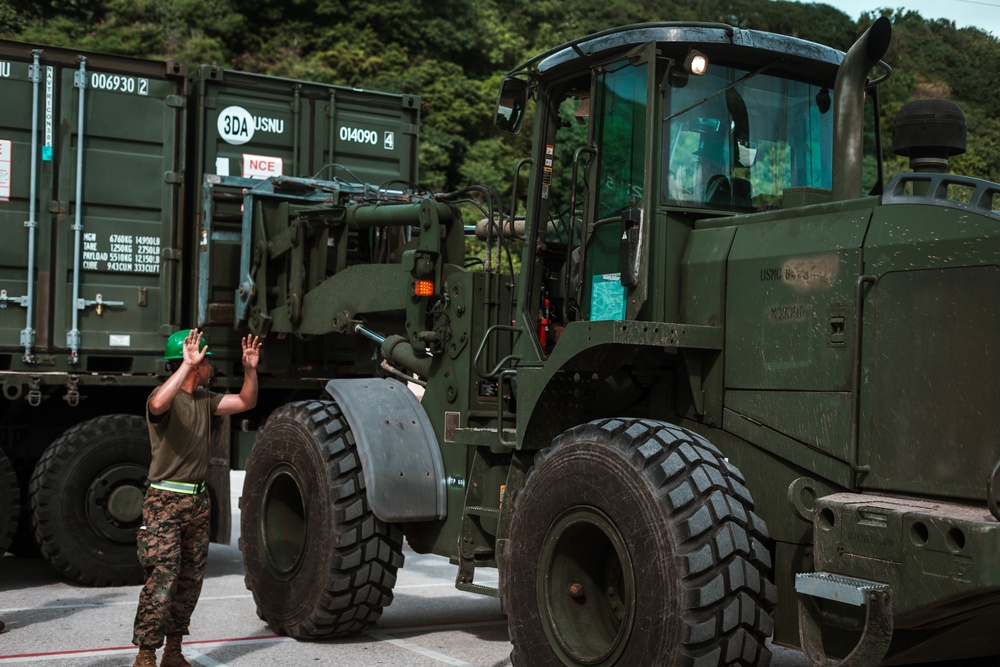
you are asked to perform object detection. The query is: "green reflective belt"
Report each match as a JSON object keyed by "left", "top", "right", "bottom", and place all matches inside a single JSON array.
[{"left": 150, "top": 480, "right": 206, "bottom": 494}]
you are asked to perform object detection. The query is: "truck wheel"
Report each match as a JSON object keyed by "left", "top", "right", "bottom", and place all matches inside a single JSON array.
[
  {"left": 0, "top": 449, "right": 19, "bottom": 554},
  {"left": 241, "top": 399, "right": 404, "bottom": 638},
  {"left": 504, "top": 418, "right": 776, "bottom": 666},
  {"left": 30, "top": 415, "right": 150, "bottom": 586},
  {"left": 8, "top": 433, "right": 55, "bottom": 557}
]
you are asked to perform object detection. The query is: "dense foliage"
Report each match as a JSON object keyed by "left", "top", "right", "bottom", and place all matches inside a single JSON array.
[{"left": 3, "top": 0, "right": 999, "bottom": 191}]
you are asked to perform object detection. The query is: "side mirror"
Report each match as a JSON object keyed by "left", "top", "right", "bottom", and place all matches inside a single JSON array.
[{"left": 495, "top": 77, "right": 528, "bottom": 134}]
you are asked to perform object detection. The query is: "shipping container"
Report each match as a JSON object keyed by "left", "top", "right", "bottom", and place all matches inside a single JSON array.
[{"left": 0, "top": 39, "right": 420, "bottom": 586}]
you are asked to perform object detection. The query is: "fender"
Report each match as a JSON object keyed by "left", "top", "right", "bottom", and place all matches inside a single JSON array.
[{"left": 324, "top": 377, "right": 447, "bottom": 522}]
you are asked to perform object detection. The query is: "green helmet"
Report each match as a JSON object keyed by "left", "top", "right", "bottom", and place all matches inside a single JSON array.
[{"left": 163, "top": 329, "right": 213, "bottom": 360}]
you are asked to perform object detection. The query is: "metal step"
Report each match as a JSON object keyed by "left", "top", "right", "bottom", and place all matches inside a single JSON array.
[
  {"left": 795, "top": 571, "right": 889, "bottom": 607},
  {"left": 456, "top": 580, "right": 499, "bottom": 597}
]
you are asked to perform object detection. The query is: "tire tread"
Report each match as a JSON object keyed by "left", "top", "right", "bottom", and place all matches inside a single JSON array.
[{"left": 243, "top": 400, "right": 404, "bottom": 639}]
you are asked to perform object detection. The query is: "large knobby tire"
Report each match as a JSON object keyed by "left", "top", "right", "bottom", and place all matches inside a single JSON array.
[
  {"left": 241, "top": 399, "right": 404, "bottom": 638},
  {"left": 504, "top": 418, "right": 776, "bottom": 667},
  {"left": 0, "top": 448, "right": 19, "bottom": 554},
  {"left": 30, "top": 415, "right": 150, "bottom": 586}
]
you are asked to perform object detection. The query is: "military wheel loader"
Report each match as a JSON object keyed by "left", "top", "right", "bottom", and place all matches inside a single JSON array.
[{"left": 237, "top": 17, "right": 1000, "bottom": 666}]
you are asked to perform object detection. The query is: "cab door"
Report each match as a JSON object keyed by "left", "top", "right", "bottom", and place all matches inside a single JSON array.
[{"left": 581, "top": 49, "right": 656, "bottom": 322}]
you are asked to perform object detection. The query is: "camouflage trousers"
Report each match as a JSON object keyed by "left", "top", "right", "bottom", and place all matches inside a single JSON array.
[{"left": 132, "top": 486, "right": 210, "bottom": 648}]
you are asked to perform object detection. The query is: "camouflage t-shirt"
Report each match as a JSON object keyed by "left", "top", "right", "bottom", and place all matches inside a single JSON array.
[{"left": 146, "top": 386, "right": 223, "bottom": 483}]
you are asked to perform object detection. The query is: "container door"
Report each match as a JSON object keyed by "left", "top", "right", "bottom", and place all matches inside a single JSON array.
[
  {"left": 320, "top": 89, "right": 420, "bottom": 187},
  {"left": 0, "top": 47, "right": 46, "bottom": 363},
  {"left": 190, "top": 68, "right": 312, "bottom": 335},
  {"left": 49, "top": 54, "right": 186, "bottom": 370}
]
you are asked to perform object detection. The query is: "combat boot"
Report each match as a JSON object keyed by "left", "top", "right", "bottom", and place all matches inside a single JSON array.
[
  {"left": 132, "top": 648, "right": 157, "bottom": 667},
  {"left": 160, "top": 634, "right": 191, "bottom": 667}
]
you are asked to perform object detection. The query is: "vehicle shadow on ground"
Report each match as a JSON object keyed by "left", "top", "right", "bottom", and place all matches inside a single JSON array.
[
  {"left": 205, "top": 543, "right": 245, "bottom": 578},
  {"left": 1, "top": 544, "right": 244, "bottom": 591},
  {"left": 0, "top": 552, "right": 63, "bottom": 591}
]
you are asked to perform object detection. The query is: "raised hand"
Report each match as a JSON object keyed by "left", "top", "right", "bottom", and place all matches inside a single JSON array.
[
  {"left": 183, "top": 329, "right": 209, "bottom": 367},
  {"left": 242, "top": 334, "right": 261, "bottom": 371}
]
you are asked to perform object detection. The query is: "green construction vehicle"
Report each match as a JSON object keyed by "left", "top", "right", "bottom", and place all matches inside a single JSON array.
[{"left": 233, "top": 16, "right": 1000, "bottom": 667}]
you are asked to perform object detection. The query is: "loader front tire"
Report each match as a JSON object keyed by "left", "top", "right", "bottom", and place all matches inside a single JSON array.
[
  {"left": 504, "top": 418, "right": 776, "bottom": 666},
  {"left": 241, "top": 399, "right": 404, "bottom": 638}
]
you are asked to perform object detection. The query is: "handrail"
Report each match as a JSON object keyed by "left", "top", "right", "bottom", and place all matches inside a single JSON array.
[
  {"left": 473, "top": 324, "right": 522, "bottom": 379},
  {"left": 850, "top": 274, "right": 877, "bottom": 478}
]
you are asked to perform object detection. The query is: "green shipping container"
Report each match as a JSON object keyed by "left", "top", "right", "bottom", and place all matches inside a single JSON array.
[
  {"left": 0, "top": 43, "right": 420, "bottom": 375},
  {"left": 0, "top": 41, "right": 188, "bottom": 372}
]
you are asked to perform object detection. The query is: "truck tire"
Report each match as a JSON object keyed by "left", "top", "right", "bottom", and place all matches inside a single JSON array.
[
  {"left": 30, "top": 415, "right": 150, "bottom": 586},
  {"left": 7, "top": 433, "right": 52, "bottom": 557},
  {"left": 241, "top": 399, "right": 404, "bottom": 638},
  {"left": 0, "top": 449, "right": 19, "bottom": 554},
  {"left": 504, "top": 418, "right": 776, "bottom": 667}
]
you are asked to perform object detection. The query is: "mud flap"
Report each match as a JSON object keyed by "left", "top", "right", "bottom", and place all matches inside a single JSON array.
[
  {"left": 796, "top": 572, "right": 893, "bottom": 667},
  {"left": 324, "top": 378, "right": 446, "bottom": 522}
]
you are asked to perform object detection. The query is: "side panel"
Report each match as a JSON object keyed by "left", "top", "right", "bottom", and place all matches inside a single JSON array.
[
  {"left": 725, "top": 204, "right": 871, "bottom": 392},
  {"left": 722, "top": 203, "right": 872, "bottom": 465},
  {"left": 861, "top": 203, "right": 1000, "bottom": 500}
]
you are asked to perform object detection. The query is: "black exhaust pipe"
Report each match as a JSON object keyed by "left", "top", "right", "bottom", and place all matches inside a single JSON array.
[{"left": 832, "top": 16, "right": 892, "bottom": 200}]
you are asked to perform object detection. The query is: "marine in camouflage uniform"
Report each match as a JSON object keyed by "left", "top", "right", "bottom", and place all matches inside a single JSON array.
[{"left": 132, "top": 328, "right": 260, "bottom": 667}]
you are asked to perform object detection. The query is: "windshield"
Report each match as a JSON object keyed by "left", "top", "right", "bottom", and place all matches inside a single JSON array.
[{"left": 662, "top": 65, "right": 836, "bottom": 211}]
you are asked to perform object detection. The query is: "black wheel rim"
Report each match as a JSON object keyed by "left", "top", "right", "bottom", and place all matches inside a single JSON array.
[
  {"left": 85, "top": 462, "right": 147, "bottom": 543},
  {"left": 260, "top": 463, "right": 307, "bottom": 580},
  {"left": 537, "top": 505, "right": 635, "bottom": 665}
]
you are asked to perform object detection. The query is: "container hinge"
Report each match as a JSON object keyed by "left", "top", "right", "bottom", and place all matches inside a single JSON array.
[
  {"left": 27, "top": 58, "right": 41, "bottom": 83},
  {"left": 0, "top": 289, "right": 38, "bottom": 356},
  {"left": 74, "top": 65, "right": 88, "bottom": 89},
  {"left": 796, "top": 572, "right": 893, "bottom": 667},
  {"left": 165, "top": 94, "right": 185, "bottom": 108},
  {"left": 164, "top": 171, "right": 184, "bottom": 184}
]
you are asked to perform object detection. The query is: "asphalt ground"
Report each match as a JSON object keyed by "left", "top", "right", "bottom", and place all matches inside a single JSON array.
[{"left": 1, "top": 471, "right": 969, "bottom": 667}]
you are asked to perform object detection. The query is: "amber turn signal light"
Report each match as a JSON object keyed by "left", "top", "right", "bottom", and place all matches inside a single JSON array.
[{"left": 414, "top": 279, "right": 435, "bottom": 297}]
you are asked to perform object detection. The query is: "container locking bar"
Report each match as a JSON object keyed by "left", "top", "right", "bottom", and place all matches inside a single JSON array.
[
  {"left": 21, "top": 49, "right": 42, "bottom": 362},
  {"left": 67, "top": 56, "right": 87, "bottom": 364},
  {"left": 795, "top": 572, "right": 893, "bottom": 667},
  {"left": 77, "top": 293, "right": 125, "bottom": 316}
]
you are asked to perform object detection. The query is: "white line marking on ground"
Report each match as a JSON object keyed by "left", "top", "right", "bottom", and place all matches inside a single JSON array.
[
  {"left": 368, "top": 632, "right": 474, "bottom": 666},
  {"left": 183, "top": 647, "right": 230, "bottom": 667}
]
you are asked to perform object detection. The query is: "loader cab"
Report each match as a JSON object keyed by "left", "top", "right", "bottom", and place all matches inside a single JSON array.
[{"left": 497, "top": 24, "right": 883, "bottom": 359}]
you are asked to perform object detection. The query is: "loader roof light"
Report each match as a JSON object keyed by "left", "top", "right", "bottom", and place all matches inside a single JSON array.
[
  {"left": 414, "top": 279, "right": 435, "bottom": 297},
  {"left": 684, "top": 50, "right": 708, "bottom": 76}
]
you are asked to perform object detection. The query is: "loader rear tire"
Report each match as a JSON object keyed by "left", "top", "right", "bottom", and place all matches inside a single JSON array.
[
  {"left": 241, "top": 399, "right": 404, "bottom": 638},
  {"left": 503, "top": 418, "right": 776, "bottom": 667},
  {"left": 30, "top": 415, "right": 150, "bottom": 586},
  {"left": 0, "top": 449, "right": 19, "bottom": 554}
]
